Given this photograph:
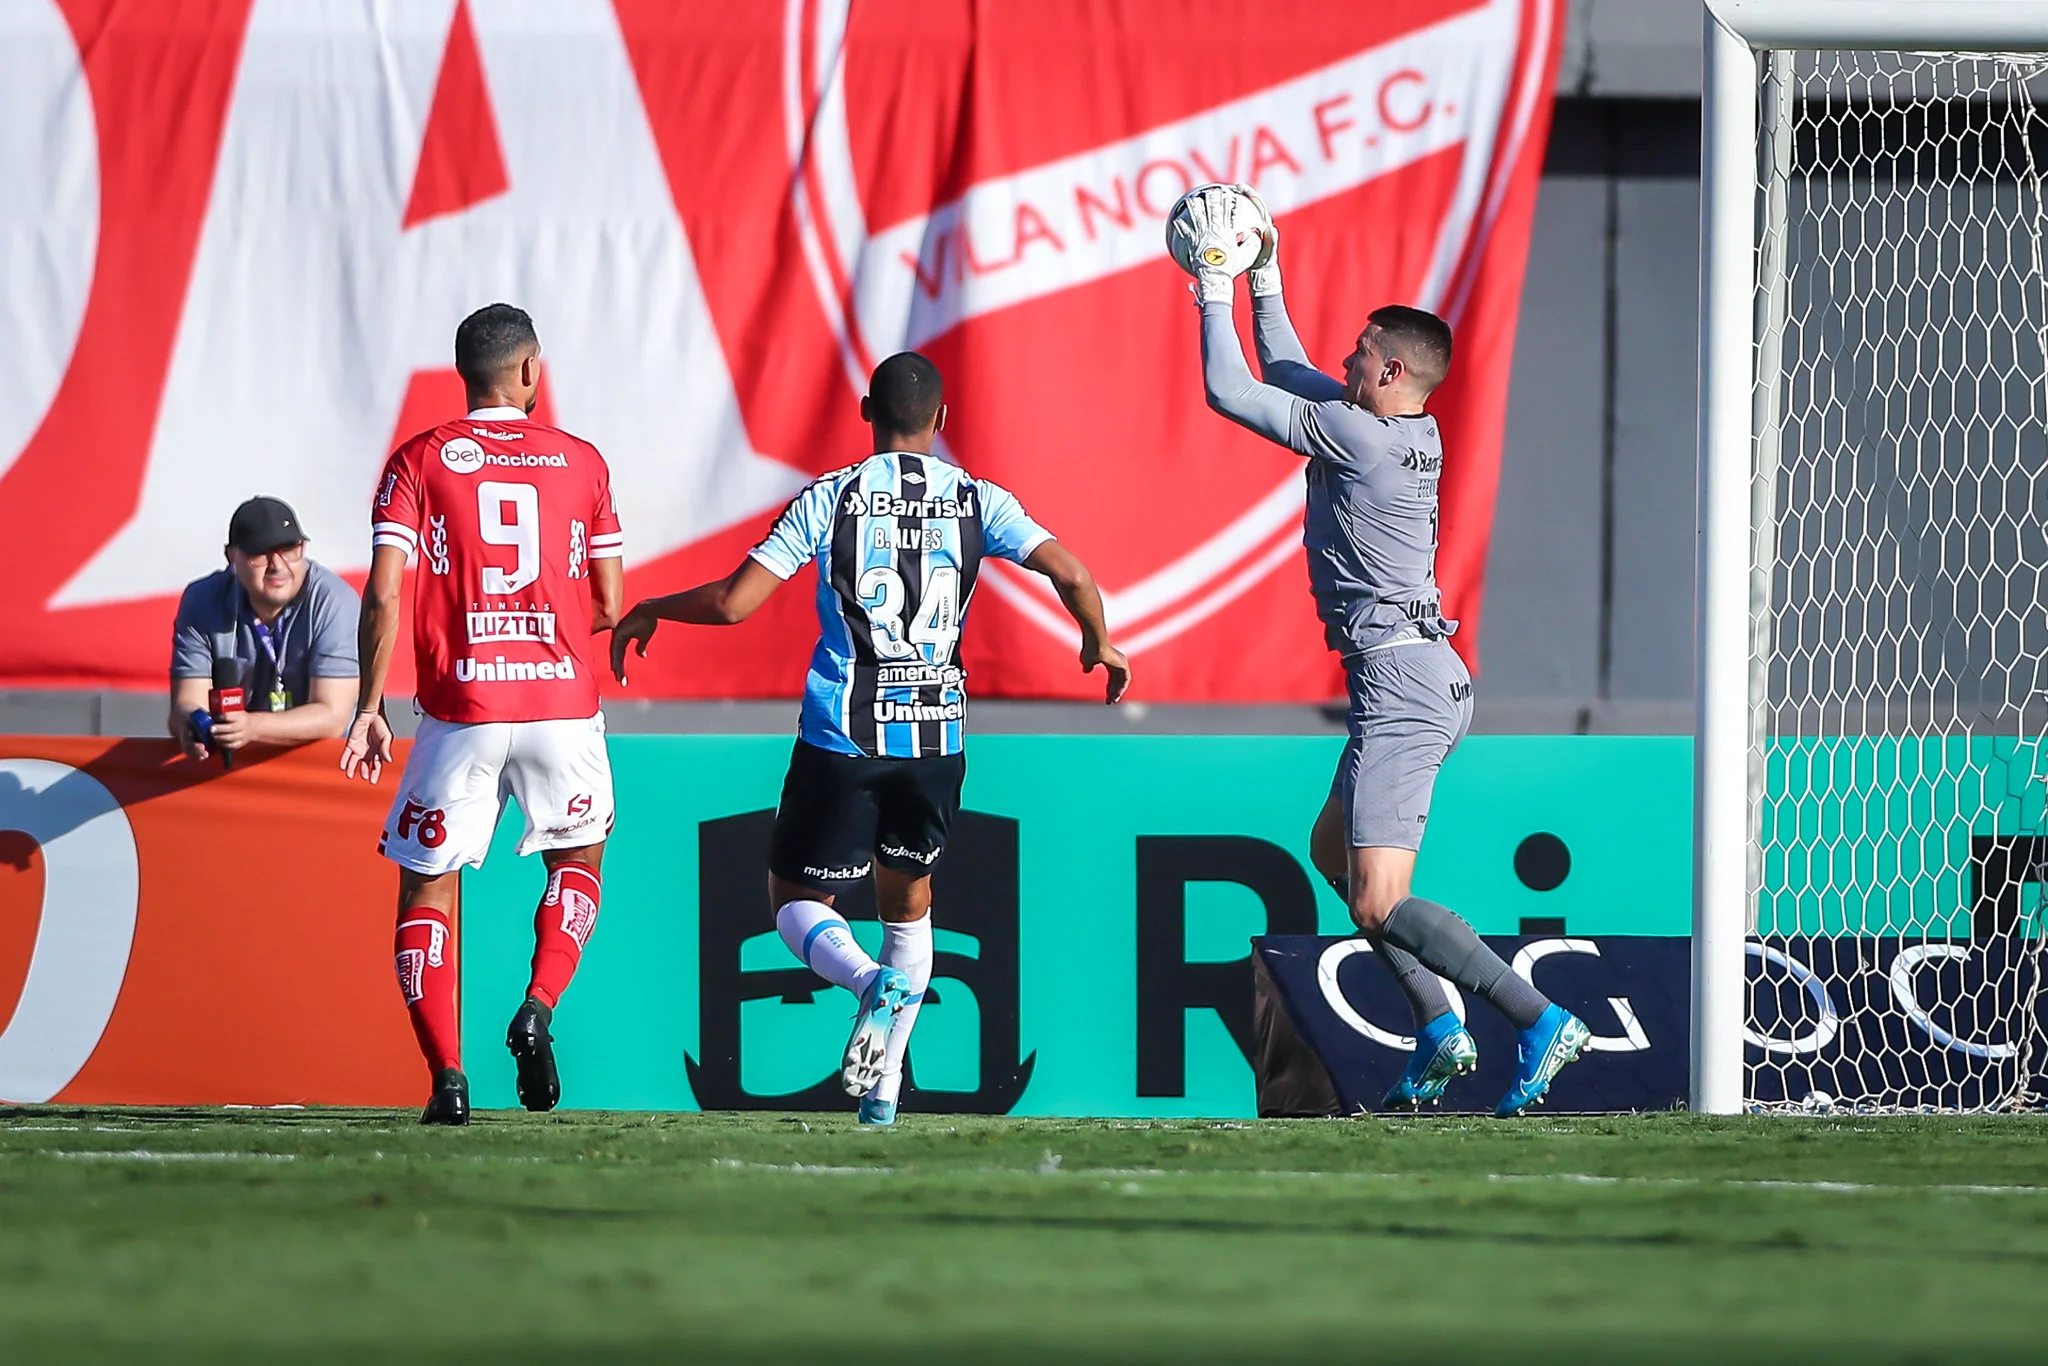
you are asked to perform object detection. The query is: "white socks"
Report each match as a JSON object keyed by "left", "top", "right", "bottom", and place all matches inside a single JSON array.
[
  {"left": 775, "top": 901, "right": 934, "bottom": 1106},
  {"left": 872, "top": 915, "right": 934, "bottom": 1105},
  {"left": 775, "top": 900, "right": 879, "bottom": 996}
]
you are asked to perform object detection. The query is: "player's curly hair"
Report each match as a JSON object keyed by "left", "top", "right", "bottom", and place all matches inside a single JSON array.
[
  {"left": 867, "top": 351, "right": 944, "bottom": 436},
  {"left": 455, "top": 303, "right": 539, "bottom": 390}
]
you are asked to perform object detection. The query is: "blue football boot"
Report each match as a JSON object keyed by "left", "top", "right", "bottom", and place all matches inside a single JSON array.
[
  {"left": 858, "top": 1092, "right": 899, "bottom": 1127},
  {"left": 1382, "top": 1011, "right": 1478, "bottom": 1109},
  {"left": 840, "top": 967, "right": 911, "bottom": 1097},
  {"left": 1495, "top": 1004, "right": 1592, "bottom": 1117}
]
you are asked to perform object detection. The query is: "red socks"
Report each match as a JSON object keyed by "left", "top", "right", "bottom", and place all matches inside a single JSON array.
[
  {"left": 393, "top": 864, "right": 598, "bottom": 1077},
  {"left": 527, "top": 863, "right": 600, "bottom": 1010},
  {"left": 394, "top": 905, "right": 460, "bottom": 1073}
]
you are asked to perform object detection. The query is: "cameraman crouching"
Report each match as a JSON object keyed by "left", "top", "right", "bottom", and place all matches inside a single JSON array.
[{"left": 170, "top": 497, "right": 362, "bottom": 762}]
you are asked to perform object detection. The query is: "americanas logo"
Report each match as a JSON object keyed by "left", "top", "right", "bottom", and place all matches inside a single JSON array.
[{"left": 440, "top": 437, "right": 486, "bottom": 475}]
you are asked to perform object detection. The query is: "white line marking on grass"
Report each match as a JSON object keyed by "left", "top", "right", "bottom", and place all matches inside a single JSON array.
[
  {"left": 1063, "top": 1167, "right": 2048, "bottom": 1197},
  {"left": 51, "top": 1150, "right": 296, "bottom": 1163},
  {"left": 1481, "top": 1172, "right": 2048, "bottom": 1197},
  {"left": 710, "top": 1158, "right": 894, "bottom": 1176}
]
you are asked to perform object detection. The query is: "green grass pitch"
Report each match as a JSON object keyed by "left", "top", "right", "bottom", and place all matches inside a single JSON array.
[{"left": 4, "top": 1109, "right": 2047, "bottom": 1363}]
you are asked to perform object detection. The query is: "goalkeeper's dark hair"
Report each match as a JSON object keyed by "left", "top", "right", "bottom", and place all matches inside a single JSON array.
[
  {"left": 1368, "top": 305, "right": 1453, "bottom": 390},
  {"left": 867, "top": 351, "right": 945, "bottom": 436},
  {"left": 454, "top": 303, "right": 540, "bottom": 390}
]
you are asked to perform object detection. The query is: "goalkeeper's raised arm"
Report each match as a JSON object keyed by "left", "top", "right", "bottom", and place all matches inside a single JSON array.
[
  {"left": 1186, "top": 188, "right": 1353, "bottom": 456},
  {"left": 1175, "top": 195, "right": 1594, "bottom": 1116},
  {"left": 1235, "top": 187, "right": 1345, "bottom": 402}
]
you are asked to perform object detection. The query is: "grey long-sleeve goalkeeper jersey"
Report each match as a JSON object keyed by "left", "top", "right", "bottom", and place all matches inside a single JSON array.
[{"left": 1199, "top": 294, "right": 1456, "bottom": 657}]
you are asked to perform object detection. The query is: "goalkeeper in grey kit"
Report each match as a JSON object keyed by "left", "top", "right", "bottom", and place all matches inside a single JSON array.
[{"left": 1176, "top": 185, "right": 1589, "bottom": 1116}]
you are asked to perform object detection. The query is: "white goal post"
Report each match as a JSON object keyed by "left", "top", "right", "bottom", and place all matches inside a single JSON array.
[{"left": 1697, "top": 1, "right": 2048, "bottom": 1113}]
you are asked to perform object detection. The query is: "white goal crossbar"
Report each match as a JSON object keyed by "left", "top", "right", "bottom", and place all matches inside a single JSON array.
[{"left": 1697, "top": 0, "right": 2048, "bottom": 1112}]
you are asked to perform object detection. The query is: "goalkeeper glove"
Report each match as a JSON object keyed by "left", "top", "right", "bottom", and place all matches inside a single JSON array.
[
  {"left": 1236, "top": 184, "right": 1282, "bottom": 297},
  {"left": 1190, "top": 266, "right": 1234, "bottom": 306},
  {"left": 1169, "top": 186, "right": 1241, "bottom": 306}
]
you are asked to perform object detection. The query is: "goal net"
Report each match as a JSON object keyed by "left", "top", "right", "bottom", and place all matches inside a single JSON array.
[{"left": 1735, "top": 46, "right": 2048, "bottom": 1111}]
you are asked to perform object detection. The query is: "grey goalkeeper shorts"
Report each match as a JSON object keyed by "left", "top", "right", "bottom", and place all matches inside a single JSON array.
[{"left": 1330, "top": 637, "right": 1473, "bottom": 851}]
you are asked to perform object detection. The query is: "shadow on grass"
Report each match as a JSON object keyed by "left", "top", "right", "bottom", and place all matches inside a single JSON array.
[
  {"left": 908, "top": 1209, "right": 2048, "bottom": 1267},
  {"left": 4, "top": 1332, "right": 2031, "bottom": 1366}
]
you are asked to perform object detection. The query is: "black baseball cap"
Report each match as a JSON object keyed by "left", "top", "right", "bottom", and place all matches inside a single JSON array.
[{"left": 227, "top": 496, "right": 307, "bottom": 555}]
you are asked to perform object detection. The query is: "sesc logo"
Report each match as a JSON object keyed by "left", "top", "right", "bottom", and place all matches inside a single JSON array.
[{"left": 440, "top": 437, "right": 486, "bottom": 475}]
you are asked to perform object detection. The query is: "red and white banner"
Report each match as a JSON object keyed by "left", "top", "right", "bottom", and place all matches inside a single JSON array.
[{"left": 0, "top": 0, "right": 1560, "bottom": 700}]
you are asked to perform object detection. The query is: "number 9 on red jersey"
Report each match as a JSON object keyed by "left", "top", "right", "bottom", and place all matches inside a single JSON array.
[{"left": 372, "top": 410, "right": 623, "bottom": 725}]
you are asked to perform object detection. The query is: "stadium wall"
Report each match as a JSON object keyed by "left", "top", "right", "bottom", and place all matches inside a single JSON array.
[
  {"left": 0, "top": 733, "right": 1686, "bottom": 1113},
  {"left": 8, "top": 729, "right": 2031, "bottom": 1113},
  {"left": 0, "top": 730, "right": 1680, "bottom": 1115}
]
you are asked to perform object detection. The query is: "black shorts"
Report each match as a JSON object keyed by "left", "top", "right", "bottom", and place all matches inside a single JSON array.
[{"left": 768, "top": 740, "right": 965, "bottom": 887}]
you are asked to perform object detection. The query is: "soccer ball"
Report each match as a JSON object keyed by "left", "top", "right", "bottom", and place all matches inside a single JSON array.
[{"left": 1164, "top": 183, "right": 1271, "bottom": 279}]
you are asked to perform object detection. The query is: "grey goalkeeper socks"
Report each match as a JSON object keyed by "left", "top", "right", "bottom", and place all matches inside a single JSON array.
[
  {"left": 1378, "top": 942, "right": 1456, "bottom": 1030},
  {"left": 1380, "top": 895, "right": 1551, "bottom": 1031},
  {"left": 1327, "top": 875, "right": 1453, "bottom": 1028}
]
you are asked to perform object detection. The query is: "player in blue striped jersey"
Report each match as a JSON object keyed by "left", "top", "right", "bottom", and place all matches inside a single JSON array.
[
  {"left": 748, "top": 443, "right": 1050, "bottom": 759},
  {"left": 611, "top": 351, "right": 1128, "bottom": 1124}
]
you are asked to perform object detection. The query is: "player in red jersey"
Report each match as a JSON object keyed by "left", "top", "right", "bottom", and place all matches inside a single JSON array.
[{"left": 341, "top": 304, "right": 624, "bottom": 1126}]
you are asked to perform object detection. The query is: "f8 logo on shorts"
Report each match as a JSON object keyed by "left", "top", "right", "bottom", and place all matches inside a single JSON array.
[{"left": 396, "top": 799, "right": 448, "bottom": 848}]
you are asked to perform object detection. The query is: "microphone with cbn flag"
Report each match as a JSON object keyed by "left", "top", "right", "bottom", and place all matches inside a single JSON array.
[{"left": 206, "top": 657, "right": 244, "bottom": 770}]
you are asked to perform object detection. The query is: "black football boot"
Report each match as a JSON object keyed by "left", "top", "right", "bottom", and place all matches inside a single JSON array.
[
  {"left": 420, "top": 1067, "right": 470, "bottom": 1126},
  {"left": 506, "top": 998, "right": 561, "bottom": 1112}
]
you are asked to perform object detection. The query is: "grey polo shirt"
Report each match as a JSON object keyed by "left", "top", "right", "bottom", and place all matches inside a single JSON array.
[{"left": 170, "top": 560, "right": 361, "bottom": 711}]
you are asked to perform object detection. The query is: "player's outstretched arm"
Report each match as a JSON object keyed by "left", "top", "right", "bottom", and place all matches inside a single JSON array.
[
  {"left": 1250, "top": 297, "right": 1344, "bottom": 402},
  {"left": 1200, "top": 300, "right": 1311, "bottom": 454},
  {"left": 340, "top": 544, "right": 404, "bottom": 784},
  {"left": 1231, "top": 187, "right": 1343, "bottom": 401},
  {"left": 610, "top": 558, "right": 784, "bottom": 684},
  {"left": 1023, "top": 540, "right": 1130, "bottom": 704}
]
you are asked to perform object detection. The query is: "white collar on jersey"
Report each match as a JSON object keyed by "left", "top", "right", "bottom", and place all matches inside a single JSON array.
[{"left": 466, "top": 406, "right": 528, "bottom": 421}]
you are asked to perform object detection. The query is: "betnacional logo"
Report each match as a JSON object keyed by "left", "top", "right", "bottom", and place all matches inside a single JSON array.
[
  {"left": 440, "top": 437, "right": 486, "bottom": 475},
  {"left": 442, "top": 439, "right": 567, "bottom": 475}
]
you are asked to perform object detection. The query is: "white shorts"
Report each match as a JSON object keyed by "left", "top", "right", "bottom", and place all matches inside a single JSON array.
[{"left": 380, "top": 713, "right": 614, "bottom": 875}]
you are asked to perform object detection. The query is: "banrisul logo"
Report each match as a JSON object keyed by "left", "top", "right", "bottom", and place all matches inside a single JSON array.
[{"left": 783, "top": 0, "right": 1552, "bottom": 658}]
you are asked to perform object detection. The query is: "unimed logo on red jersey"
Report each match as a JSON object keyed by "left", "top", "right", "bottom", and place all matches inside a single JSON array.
[
  {"left": 0, "top": 1, "right": 1560, "bottom": 701},
  {"left": 451, "top": 655, "right": 577, "bottom": 684}
]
